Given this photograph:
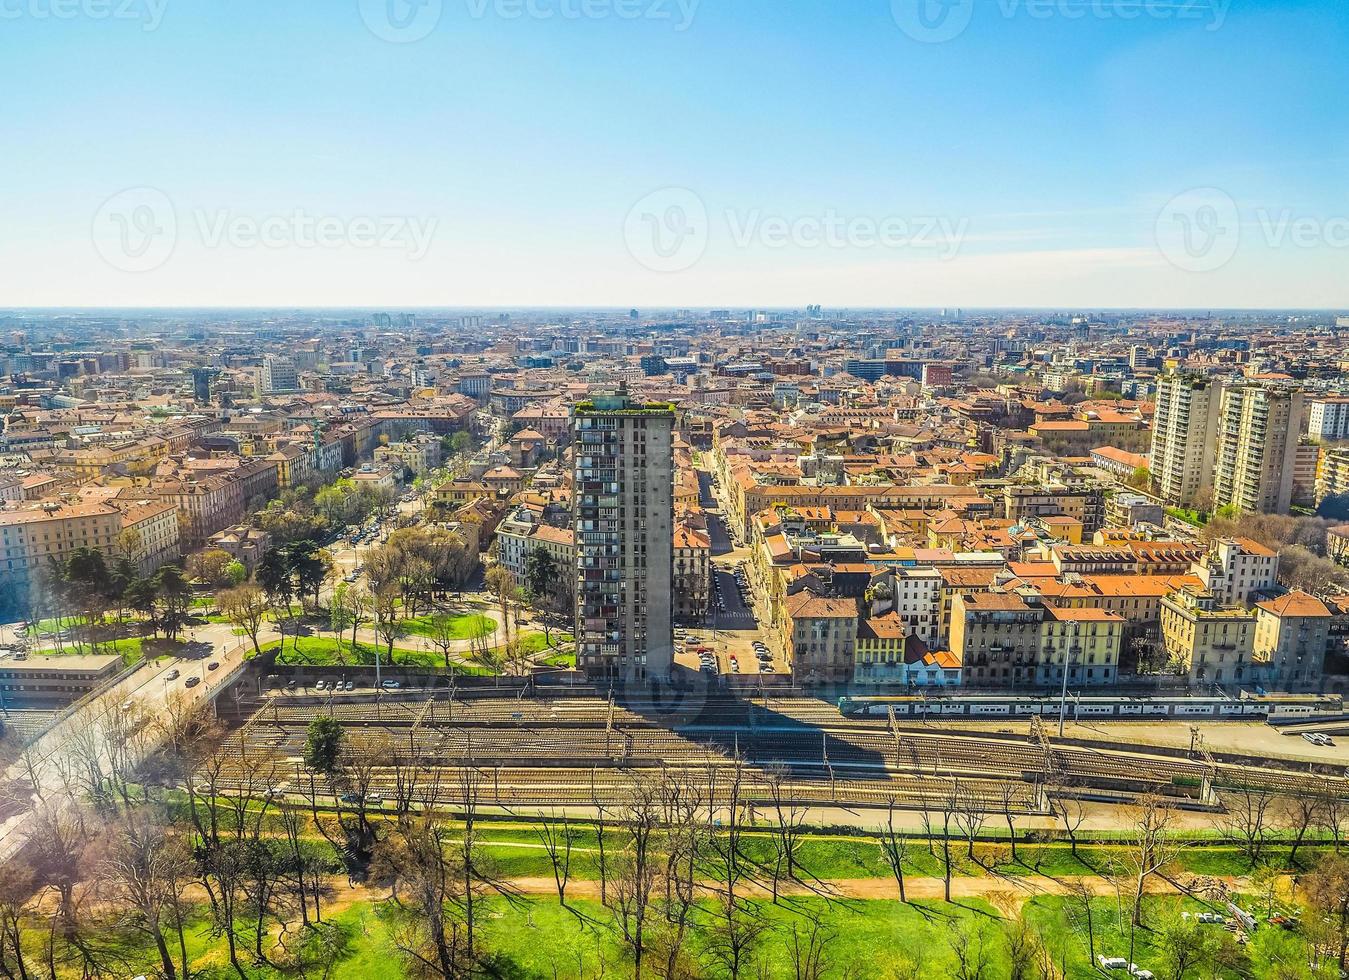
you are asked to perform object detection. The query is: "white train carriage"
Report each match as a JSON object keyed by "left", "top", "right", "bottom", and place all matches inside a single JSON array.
[{"left": 837, "top": 692, "right": 1341, "bottom": 721}]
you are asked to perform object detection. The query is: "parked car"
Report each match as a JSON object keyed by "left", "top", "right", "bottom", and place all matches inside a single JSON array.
[
  {"left": 381, "top": 679, "right": 402, "bottom": 690},
  {"left": 315, "top": 680, "right": 327, "bottom": 691},
  {"left": 344, "top": 680, "right": 356, "bottom": 691}
]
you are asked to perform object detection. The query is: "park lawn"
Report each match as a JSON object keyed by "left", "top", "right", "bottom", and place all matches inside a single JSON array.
[
  {"left": 261, "top": 637, "right": 493, "bottom": 674},
  {"left": 467, "top": 895, "right": 1011, "bottom": 978},
  {"left": 400, "top": 611, "right": 496, "bottom": 640}
]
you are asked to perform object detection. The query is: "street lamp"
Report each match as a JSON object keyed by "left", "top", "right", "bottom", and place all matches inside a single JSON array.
[{"left": 1058, "top": 620, "right": 1080, "bottom": 737}]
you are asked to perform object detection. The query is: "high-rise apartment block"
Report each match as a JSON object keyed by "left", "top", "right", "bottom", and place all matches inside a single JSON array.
[
  {"left": 1148, "top": 373, "right": 1223, "bottom": 506},
  {"left": 1306, "top": 396, "right": 1349, "bottom": 443},
  {"left": 572, "top": 390, "right": 675, "bottom": 683},
  {"left": 260, "top": 356, "right": 300, "bottom": 395},
  {"left": 1212, "top": 383, "right": 1305, "bottom": 515}
]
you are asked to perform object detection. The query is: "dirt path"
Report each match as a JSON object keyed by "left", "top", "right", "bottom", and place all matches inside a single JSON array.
[{"left": 311, "top": 870, "right": 1252, "bottom": 910}]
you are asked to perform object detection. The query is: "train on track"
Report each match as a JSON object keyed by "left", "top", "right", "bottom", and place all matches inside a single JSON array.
[{"left": 838, "top": 692, "right": 1344, "bottom": 720}]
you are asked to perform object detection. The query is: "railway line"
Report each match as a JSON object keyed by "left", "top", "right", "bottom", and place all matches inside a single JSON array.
[{"left": 213, "top": 692, "right": 1349, "bottom": 815}]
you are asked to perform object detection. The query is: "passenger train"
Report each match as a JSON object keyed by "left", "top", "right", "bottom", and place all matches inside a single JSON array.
[{"left": 837, "top": 692, "right": 1343, "bottom": 721}]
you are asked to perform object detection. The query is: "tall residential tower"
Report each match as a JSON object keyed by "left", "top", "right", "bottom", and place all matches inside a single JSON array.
[
  {"left": 1148, "top": 373, "right": 1223, "bottom": 506},
  {"left": 1212, "top": 383, "right": 1305, "bottom": 515},
  {"left": 572, "top": 389, "right": 675, "bottom": 683}
]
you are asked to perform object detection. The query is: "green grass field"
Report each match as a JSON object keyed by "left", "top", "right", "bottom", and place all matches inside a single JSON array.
[
  {"left": 18, "top": 890, "right": 1315, "bottom": 979},
  {"left": 399, "top": 611, "right": 496, "bottom": 640}
]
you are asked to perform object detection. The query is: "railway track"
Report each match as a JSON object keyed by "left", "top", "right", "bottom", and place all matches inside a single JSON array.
[{"left": 215, "top": 694, "right": 1349, "bottom": 813}]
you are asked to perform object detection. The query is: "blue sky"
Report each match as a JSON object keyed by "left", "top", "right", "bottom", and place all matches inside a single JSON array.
[{"left": 1, "top": 0, "right": 1346, "bottom": 308}]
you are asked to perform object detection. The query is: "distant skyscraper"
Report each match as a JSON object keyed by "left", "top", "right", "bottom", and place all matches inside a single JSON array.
[
  {"left": 189, "top": 367, "right": 219, "bottom": 406},
  {"left": 1212, "top": 383, "right": 1305, "bottom": 515},
  {"left": 1149, "top": 373, "right": 1223, "bottom": 506},
  {"left": 260, "top": 356, "right": 300, "bottom": 394},
  {"left": 572, "top": 388, "right": 675, "bottom": 683}
]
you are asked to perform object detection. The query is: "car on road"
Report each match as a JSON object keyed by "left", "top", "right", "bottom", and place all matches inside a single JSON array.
[
  {"left": 381, "top": 679, "right": 402, "bottom": 690},
  {"left": 165, "top": 669, "right": 180, "bottom": 680},
  {"left": 207, "top": 661, "right": 219, "bottom": 671},
  {"left": 184, "top": 676, "right": 201, "bottom": 688}
]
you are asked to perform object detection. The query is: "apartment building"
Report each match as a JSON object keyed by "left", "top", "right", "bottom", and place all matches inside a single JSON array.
[
  {"left": 260, "top": 356, "right": 300, "bottom": 395},
  {"left": 572, "top": 391, "right": 675, "bottom": 682},
  {"left": 950, "top": 591, "right": 1043, "bottom": 688},
  {"left": 1037, "top": 605, "right": 1123, "bottom": 687},
  {"left": 1148, "top": 373, "right": 1223, "bottom": 505},
  {"left": 0, "top": 497, "right": 123, "bottom": 617},
  {"left": 1159, "top": 586, "right": 1258, "bottom": 686},
  {"left": 1316, "top": 447, "right": 1349, "bottom": 509},
  {"left": 673, "top": 521, "right": 711, "bottom": 624},
  {"left": 1253, "top": 590, "right": 1334, "bottom": 692},
  {"left": 1306, "top": 395, "right": 1349, "bottom": 442},
  {"left": 1192, "top": 537, "right": 1279, "bottom": 607},
  {"left": 1212, "top": 383, "right": 1305, "bottom": 515},
  {"left": 783, "top": 591, "right": 858, "bottom": 684},
  {"left": 1001, "top": 483, "right": 1105, "bottom": 534}
]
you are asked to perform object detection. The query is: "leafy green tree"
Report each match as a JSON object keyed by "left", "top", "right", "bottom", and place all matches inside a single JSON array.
[
  {"left": 225, "top": 561, "right": 248, "bottom": 586},
  {"left": 303, "top": 717, "right": 344, "bottom": 777},
  {"left": 152, "top": 565, "right": 193, "bottom": 641}
]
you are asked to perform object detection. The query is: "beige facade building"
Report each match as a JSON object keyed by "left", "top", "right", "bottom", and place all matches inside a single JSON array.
[
  {"left": 1193, "top": 537, "right": 1278, "bottom": 607},
  {"left": 1149, "top": 373, "right": 1223, "bottom": 506},
  {"left": 1159, "top": 586, "right": 1258, "bottom": 686},
  {"left": 1253, "top": 591, "right": 1333, "bottom": 692},
  {"left": 783, "top": 591, "right": 858, "bottom": 684},
  {"left": 1212, "top": 383, "right": 1305, "bottom": 515},
  {"left": 673, "top": 522, "right": 711, "bottom": 624}
]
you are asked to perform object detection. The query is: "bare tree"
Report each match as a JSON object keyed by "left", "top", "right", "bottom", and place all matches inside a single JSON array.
[
  {"left": 947, "top": 919, "right": 993, "bottom": 980},
  {"left": 0, "top": 857, "right": 37, "bottom": 980},
  {"left": 879, "top": 797, "right": 910, "bottom": 902},
  {"left": 1125, "top": 794, "right": 1180, "bottom": 968},
  {"left": 1215, "top": 775, "right": 1277, "bottom": 864},
  {"left": 765, "top": 765, "right": 806, "bottom": 901},
  {"left": 1052, "top": 790, "right": 1088, "bottom": 859},
  {"left": 610, "top": 776, "right": 661, "bottom": 979},
  {"left": 954, "top": 782, "right": 988, "bottom": 862},
  {"left": 537, "top": 809, "right": 578, "bottom": 916},
  {"left": 100, "top": 813, "right": 194, "bottom": 980},
  {"left": 1280, "top": 792, "right": 1325, "bottom": 868},
  {"left": 1000, "top": 782, "right": 1022, "bottom": 863},
  {"left": 787, "top": 918, "right": 835, "bottom": 980}
]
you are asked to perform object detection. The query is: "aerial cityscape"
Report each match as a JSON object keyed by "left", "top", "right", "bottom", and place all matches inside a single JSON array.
[{"left": 3, "top": 2, "right": 1349, "bottom": 979}]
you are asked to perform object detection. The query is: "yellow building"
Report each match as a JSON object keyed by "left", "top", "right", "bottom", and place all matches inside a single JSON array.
[{"left": 1159, "top": 586, "right": 1258, "bottom": 686}]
